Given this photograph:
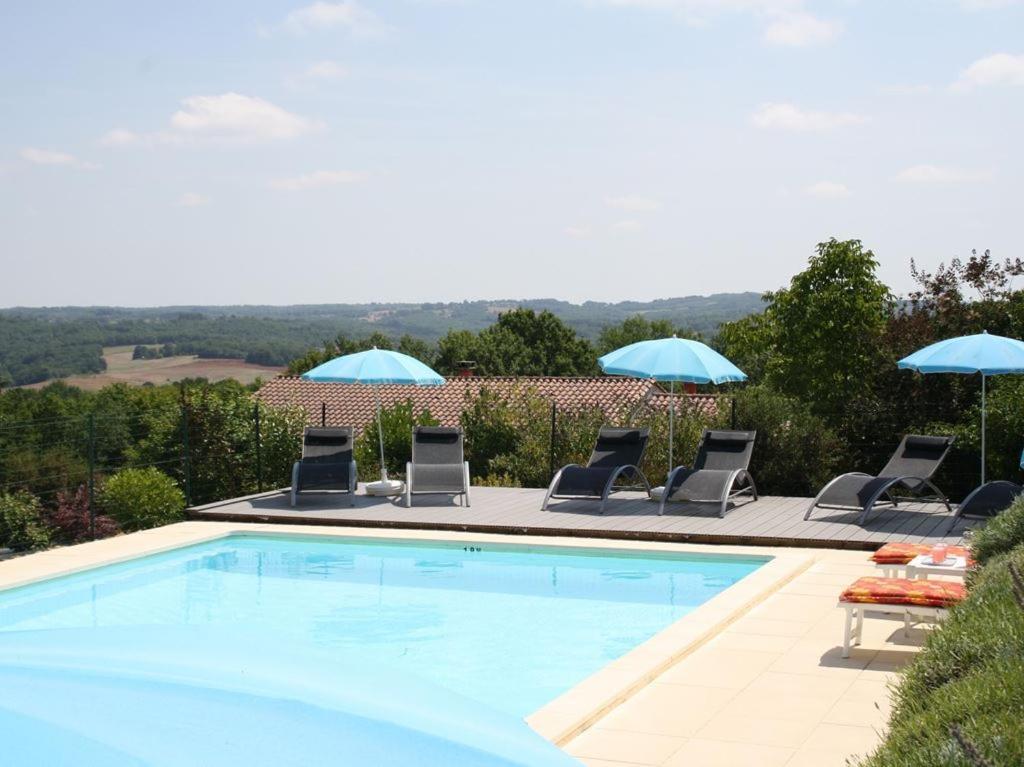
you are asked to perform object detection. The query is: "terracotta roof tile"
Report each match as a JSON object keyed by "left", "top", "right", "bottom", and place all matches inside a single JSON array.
[{"left": 256, "top": 376, "right": 722, "bottom": 434}]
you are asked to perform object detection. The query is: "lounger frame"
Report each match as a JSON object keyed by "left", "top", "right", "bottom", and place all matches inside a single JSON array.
[
  {"left": 290, "top": 426, "right": 358, "bottom": 507},
  {"left": 944, "top": 479, "right": 1022, "bottom": 534},
  {"left": 805, "top": 435, "right": 955, "bottom": 526},
  {"left": 542, "top": 427, "right": 651, "bottom": 513},
  {"left": 404, "top": 426, "right": 471, "bottom": 508},
  {"left": 657, "top": 430, "right": 758, "bottom": 518},
  {"left": 839, "top": 601, "right": 949, "bottom": 658}
]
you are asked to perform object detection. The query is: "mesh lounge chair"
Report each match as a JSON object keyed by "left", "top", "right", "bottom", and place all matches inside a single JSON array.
[
  {"left": 542, "top": 427, "right": 651, "bottom": 513},
  {"left": 291, "top": 427, "right": 357, "bottom": 507},
  {"left": 805, "top": 434, "right": 955, "bottom": 526},
  {"left": 945, "top": 480, "right": 1022, "bottom": 534},
  {"left": 658, "top": 430, "right": 758, "bottom": 518},
  {"left": 405, "top": 426, "right": 471, "bottom": 507}
]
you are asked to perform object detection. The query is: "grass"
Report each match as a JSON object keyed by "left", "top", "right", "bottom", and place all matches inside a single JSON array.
[
  {"left": 25, "top": 346, "right": 284, "bottom": 390},
  {"left": 861, "top": 500, "right": 1024, "bottom": 767}
]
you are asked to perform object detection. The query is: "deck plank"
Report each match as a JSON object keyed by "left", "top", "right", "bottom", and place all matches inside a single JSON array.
[{"left": 189, "top": 485, "right": 970, "bottom": 550}]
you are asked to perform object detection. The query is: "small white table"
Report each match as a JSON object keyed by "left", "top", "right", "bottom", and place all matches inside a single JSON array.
[{"left": 905, "top": 554, "right": 968, "bottom": 580}]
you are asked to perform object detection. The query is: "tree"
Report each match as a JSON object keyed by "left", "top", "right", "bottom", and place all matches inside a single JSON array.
[
  {"left": 436, "top": 309, "right": 597, "bottom": 376},
  {"left": 723, "top": 239, "right": 893, "bottom": 416},
  {"left": 596, "top": 316, "right": 696, "bottom": 357}
]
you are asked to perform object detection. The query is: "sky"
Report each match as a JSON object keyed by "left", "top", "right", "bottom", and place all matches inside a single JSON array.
[{"left": 1, "top": 0, "right": 1022, "bottom": 307}]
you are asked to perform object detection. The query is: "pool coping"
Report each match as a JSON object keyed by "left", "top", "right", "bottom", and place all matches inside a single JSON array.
[{"left": 0, "top": 522, "right": 815, "bottom": 746}]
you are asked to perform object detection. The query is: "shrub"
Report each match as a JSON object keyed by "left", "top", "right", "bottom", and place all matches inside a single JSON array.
[
  {"left": 861, "top": 545, "right": 1024, "bottom": 766},
  {"left": 969, "top": 495, "right": 1024, "bottom": 566},
  {"left": 354, "top": 400, "right": 438, "bottom": 481},
  {"left": 48, "top": 485, "right": 119, "bottom": 544},
  {"left": 98, "top": 468, "right": 185, "bottom": 531},
  {"left": 731, "top": 384, "right": 842, "bottom": 496},
  {"left": 462, "top": 388, "right": 553, "bottom": 488},
  {"left": 0, "top": 491, "right": 51, "bottom": 551}
]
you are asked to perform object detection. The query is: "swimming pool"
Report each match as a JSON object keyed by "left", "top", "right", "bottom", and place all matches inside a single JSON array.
[{"left": 0, "top": 534, "right": 767, "bottom": 716}]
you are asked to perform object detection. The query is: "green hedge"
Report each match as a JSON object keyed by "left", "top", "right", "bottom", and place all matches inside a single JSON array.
[
  {"left": 98, "top": 468, "right": 185, "bottom": 532},
  {"left": 969, "top": 495, "right": 1024, "bottom": 566},
  {"left": 861, "top": 503, "right": 1024, "bottom": 766}
]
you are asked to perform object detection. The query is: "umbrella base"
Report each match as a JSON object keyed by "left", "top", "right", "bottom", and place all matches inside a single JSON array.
[{"left": 365, "top": 479, "right": 405, "bottom": 497}]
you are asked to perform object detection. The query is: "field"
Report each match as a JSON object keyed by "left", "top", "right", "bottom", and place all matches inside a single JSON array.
[{"left": 25, "top": 347, "right": 284, "bottom": 390}]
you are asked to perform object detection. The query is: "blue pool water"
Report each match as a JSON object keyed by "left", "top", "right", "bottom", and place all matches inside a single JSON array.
[{"left": 0, "top": 534, "right": 766, "bottom": 716}]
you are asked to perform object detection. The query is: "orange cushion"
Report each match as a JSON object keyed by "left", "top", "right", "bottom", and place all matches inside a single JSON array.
[
  {"left": 840, "top": 577, "right": 966, "bottom": 609},
  {"left": 870, "top": 543, "right": 971, "bottom": 566}
]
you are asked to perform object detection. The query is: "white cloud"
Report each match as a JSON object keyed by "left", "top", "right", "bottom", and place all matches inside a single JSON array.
[
  {"left": 305, "top": 60, "right": 348, "bottom": 79},
  {"left": 605, "top": 194, "right": 663, "bottom": 212},
  {"left": 564, "top": 226, "right": 592, "bottom": 238},
  {"left": 805, "top": 181, "right": 850, "bottom": 199},
  {"left": 171, "top": 93, "right": 322, "bottom": 141},
  {"left": 952, "top": 53, "right": 1024, "bottom": 90},
  {"left": 880, "top": 83, "right": 933, "bottom": 96},
  {"left": 894, "top": 164, "right": 991, "bottom": 184},
  {"left": 20, "top": 147, "right": 99, "bottom": 170},
  {"left": 177, "top": 193, "right": 211, "bottom": 207},
  {"left": 611, "top": 219, "right": 643, "bottom": 233},
  {"left": 270, "top": 170, "right": 364, "bottom": 191},
  {"left": 103, "top": 94, "right": 321, "bottom": 147},
  {"left": 763, "top": 12, "right": 840, "bottom": 46},
  {"left": 99, "top": 129, "right": 141, "bottom": 146},
  {"left": 285, "top": 2, "right": 379, "bottom": 34},
  {"left": 751, "top": 102, "right": 867, "bottom": 131}
]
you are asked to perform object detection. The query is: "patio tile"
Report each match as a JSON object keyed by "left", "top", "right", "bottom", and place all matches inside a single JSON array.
[
  {"left": 725, "top": 672, "right": 852, "bottom": 722},
  {"left": 803, "top": 722, "right": 882, "bottom": 753},
  {"left": 694, "top": 710, "right": 818, "bottom": 749},
  {"left": 822, "top": 679, "right": 892, "bottom": 729},
  {"left": 724, "top": 616, "right": 813, "bottom": 638},
  {"left": 663, "top": 738, "right": 794, "bottom": 767},
  {"left": 768, "top": 639, "right": 875, "bottom": 677},
  {"left": 565, "top": 728, "right": 685, "bottom": 765},
  {"left": 659, "top": 648, "right": 779, "bottom": 689},
  {"left": 578, "top": 759, "right": 656, "bottom": 767},
  {"left": 785, "top": 747, "right": 865, "bottom": 767},
  {"left": 750, "top": 594, "right": 837, "bottom": 622},
  {"left": 706, "top": 630, "right": 801, "bottom": 655},
  {"left": 598, "top": 683, "right": 736, "bottom": 738}
]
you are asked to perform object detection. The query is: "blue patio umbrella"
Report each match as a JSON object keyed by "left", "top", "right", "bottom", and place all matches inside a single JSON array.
[
  {"left": 899, "top": 330, "right": 1024, "bottom": 484},
  {"left": 599, "top": 336, "right": 747, "bottom": 475},
  {"left": 303, "top": 348, "right": 445, "bottom": 490}
]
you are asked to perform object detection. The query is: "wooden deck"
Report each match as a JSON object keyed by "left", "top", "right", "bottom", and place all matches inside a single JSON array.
[{"left": 188, "top": 485, "right": 974, "bottom": 550}]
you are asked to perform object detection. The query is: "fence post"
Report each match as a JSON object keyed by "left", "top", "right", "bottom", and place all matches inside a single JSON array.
[
  {"left": 731, "top": 397, "right": 737, "bottom": 430},
  {"left": 87, "top": 413, "right": 96, "bottom": 540},
  {"left": 254, "top": 403, "right": 263, "bottom": 493},
  {"left": 549, "top": 402, "right": 557, "bottom": 480},
  {"left": 181, "top": 402, "right": 193, "bottom": 507}
]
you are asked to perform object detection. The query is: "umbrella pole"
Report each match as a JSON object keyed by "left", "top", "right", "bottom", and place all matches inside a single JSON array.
[
  {"left": 668, "top": 380, "right": 675, "bottom": 480},
  {"left": 981, "top": 374, "right": 986, "bottom": 486},
  {"left": 375, "top": 385, "right": 388, "bottom": 483}
]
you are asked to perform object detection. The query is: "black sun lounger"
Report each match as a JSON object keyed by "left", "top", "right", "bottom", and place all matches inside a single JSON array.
[
  {"left": 404, "top": 426, "right": 471, "bottom": 507},
  {"left": 945, "top": 480, "right": 1022, "bottom": 533},
  {"left": 542, "top": 427, "right": 651, "bottom": 513},
  {"left": 291, "top": 427, "right": 357, "bottom": 506},
  {"left": 804, "top": 434, "right": 954, "bottom": 526},
  {"left": 658, "top": 430, "right": 758, "bottom": 518}
]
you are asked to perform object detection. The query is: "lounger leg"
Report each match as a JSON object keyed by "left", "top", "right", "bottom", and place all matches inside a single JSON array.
[
  {"left": 464, "top": 462, "right": 471, "bottom": 507},
  {"left": 855, "top": 609, "right": 864, "bottom": 645},
  {"left": 842, "top": 607, "right": 854, "bottom": 658},
  {"left": 405, "top": 462, "right": 413, "bottom": 508},
  {"left": 291, "top": 462, "right": 300, "bottom": 507},
  {"left": 903, "top": 610, "right": 910, "bottom": 637}
]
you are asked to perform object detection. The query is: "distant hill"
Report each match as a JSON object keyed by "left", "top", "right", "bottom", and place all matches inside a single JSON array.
[{"left": 0, "top": 293, "right": 764, "bottom": 387}]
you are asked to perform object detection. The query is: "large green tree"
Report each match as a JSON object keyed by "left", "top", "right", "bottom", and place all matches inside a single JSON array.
[
  {"left": 595, "top": 316, "right": 697, "bottom": 357},
  {"left": 435, "top": 309, "right": 597, "bottom": 376},
  {"left": 720, "top": 238, "right": 893, "bottom": 416}
]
